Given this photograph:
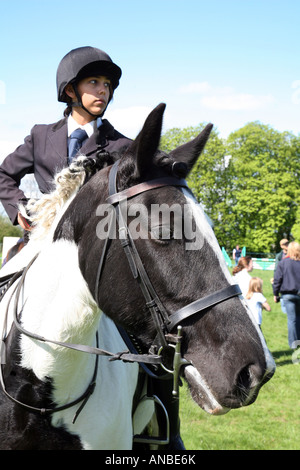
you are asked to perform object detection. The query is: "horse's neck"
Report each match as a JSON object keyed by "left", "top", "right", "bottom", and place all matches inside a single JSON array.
[{"left": 19, "top": 239, "right": 100, "bottom": 384}]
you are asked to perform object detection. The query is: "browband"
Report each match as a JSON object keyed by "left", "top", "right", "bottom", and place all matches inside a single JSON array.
[{"left": 107, "top": 177, "right": 188, "bottom": 205}]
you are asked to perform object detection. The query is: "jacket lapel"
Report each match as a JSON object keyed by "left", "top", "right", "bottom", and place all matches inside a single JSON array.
[
  {"left": 48, "top": 118, "right": 68, "bottom": 165},
  {"left": 80, "top": 121, "right": 114, "bottom": 156},
  {"left": 47, "top": 118, "right": 114, "bottom": 164},
  {"left": 80, "top": 132, "right": 98, "bottom": 156}
]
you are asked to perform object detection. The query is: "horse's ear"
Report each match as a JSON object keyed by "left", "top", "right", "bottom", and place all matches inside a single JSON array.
[
  {"left": 130, "top": 103, "right": 166, "bottom": 178},
  {"left": 170, "top": 123, "right": 213, "bottom": 174}
]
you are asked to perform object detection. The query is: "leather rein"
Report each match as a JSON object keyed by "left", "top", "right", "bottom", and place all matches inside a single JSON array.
[{"left": 0, "top": 160, "right": 241, "bottom": 421}]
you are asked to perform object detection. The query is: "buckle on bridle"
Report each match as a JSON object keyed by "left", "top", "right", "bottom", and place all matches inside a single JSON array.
[{"left": 158, "top": 326, "right": 191, "bottom": 397}]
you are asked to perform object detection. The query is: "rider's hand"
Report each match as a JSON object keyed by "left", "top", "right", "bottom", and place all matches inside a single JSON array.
[{"left": 17, "top": 212, "right": 32, "bottom": 231}]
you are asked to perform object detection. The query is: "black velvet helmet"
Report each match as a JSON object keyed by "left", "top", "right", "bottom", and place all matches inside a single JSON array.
[{"left": 56, "top": 46, "right": 122, "bottom": 103}]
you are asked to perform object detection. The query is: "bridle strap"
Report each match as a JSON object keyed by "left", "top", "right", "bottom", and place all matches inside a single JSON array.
[
  {"left": 107, "top": 177, "right": 188, "bottom": 205},
  {"left": 107, "top": 159, "right": 189, "bottom": 205},
  {"left": 166, "top": 284, "right": 242, "bottom": 333},
  {"left": 107, "top": 162, "right": 174, "bottom": 347},
  {"left": 0, "top": 251, "right": 163, "bottom": 421},
  {"left": 106, "top": 161, "right": 242, "bottom": 344},
  {"left": 11, "top": 258, "right": 162, "bottom": 365}
]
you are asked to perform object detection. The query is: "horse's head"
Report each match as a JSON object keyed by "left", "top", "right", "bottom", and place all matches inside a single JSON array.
[{"left": 56, "top": 103, "right": 275, "bottom": 416}]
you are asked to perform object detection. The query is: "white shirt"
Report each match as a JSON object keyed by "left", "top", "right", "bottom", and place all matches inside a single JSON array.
[
  {"left": 67, "top": 115, "right": 102, "bottom": 138},
  {"left": 233, "top": 269, "right": 252, "bottom": 297},
  {"left": 247, "top": 292, "right": 266, "bottom": 325}
]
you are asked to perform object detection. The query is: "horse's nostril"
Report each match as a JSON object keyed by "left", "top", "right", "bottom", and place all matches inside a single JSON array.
[
  {"left": 236, "top": 364, "right": 263, "bottom": 404},
  {"left": 237, "top": 365, "right": 252, "bottom": 393}
]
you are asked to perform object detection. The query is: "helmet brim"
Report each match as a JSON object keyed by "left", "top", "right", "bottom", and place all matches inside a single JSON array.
[{"left": 76, "top": 60, "right": 121, "bottom": 88}]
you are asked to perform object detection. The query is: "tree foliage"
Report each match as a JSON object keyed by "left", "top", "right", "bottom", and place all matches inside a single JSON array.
[
  {"left": 1, "top": 123, "right": 299, "bottom": 254},
  {"left": 226, "top": 123, "right": 300, "bottom": 252},
  {"left": 160, "top": 122, "right": 300, "bottom": 253},
  {"left": 0, "top": 215, "right": 22, "bottom": 245}
]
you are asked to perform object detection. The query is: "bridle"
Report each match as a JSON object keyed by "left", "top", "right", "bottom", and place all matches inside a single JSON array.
[
  {"left": 97, "top": 160, "right": 241, "bottom": 394},
  {"left": 105, "top": 160, "right": 241, "bottom": 340},
  {"left": 0, "top": 159, "right": 241, "bottom": 424}
]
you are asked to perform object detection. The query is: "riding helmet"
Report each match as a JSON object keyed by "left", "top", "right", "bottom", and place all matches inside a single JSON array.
[{"left": 56, "top": 46, "right": 122, "bottom": 103}]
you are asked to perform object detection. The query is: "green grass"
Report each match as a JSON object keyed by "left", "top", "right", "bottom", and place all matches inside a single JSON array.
[{"left": 179, "top": 269, "right": 300, "bottom": 450}]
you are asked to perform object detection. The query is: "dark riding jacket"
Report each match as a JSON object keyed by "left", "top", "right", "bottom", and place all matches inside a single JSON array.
[
  {"left": 273, "top": 256, "right": 300, "bottom": 296},
  {"left": 0, "top": 118, "right": 131, "bottom": 224}
]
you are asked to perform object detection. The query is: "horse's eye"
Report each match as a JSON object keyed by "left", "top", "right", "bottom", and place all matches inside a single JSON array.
[{"left": 151, "top": 225, "right": 173, "bottom": 241}]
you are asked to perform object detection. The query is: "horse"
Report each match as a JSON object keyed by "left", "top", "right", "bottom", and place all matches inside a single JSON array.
[{"left": 0, "top": 103, "right": 275, "bottom": 450}]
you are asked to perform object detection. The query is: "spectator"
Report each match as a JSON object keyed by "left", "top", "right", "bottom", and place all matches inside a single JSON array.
[
  {"left": 273, "top": 241, "right": 300, "bottom": 349},
  {"left": 232, "top": 256, "right": 253, "bottom": 297},
  {"left": 246, "top": 277, "right": 271, "bottom": 326},
  {"left": 233, "top": 244, "right": 242, "bottom": 266},
  {"left": 271, "top": 238, "right": 289, "bottom": 314},
  {"left": 274, "top": 238, "right": 289, "bottom": 270}
]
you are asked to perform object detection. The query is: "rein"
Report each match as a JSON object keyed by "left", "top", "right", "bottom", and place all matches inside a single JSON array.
[{"left": 0, "top": 159, "right": 242, "bottom": 421}]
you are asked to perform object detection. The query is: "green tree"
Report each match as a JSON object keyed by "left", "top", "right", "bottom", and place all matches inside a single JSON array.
[
  {"left": 0, "top": 215, "right": 22, "bottom": 245},
  {"left": 160, "top": 121, "right": 300, "bottom": 253},
  {"left": 226, "top": 122, "right": 300, "bottom": 252},
  {"left": 291, "top": 201, "right": 300, "bottom": 241},
  {"left": 160, "top": 124, "right": 230, "bottom": 246}
]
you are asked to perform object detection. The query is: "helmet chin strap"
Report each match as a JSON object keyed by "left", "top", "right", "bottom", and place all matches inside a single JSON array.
[
  {"left": 71, "top": 82, "right": 108, "bottom": 118},
  {"left": 71, "top": 101, "right": 105, "bottom": 118}
]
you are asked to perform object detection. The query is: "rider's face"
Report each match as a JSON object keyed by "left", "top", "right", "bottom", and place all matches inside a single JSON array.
[
  {"left": 77, "top": 76, "right": 111, "bottom": 116},
  {"left": 65, "top": 75, "right": 111, "bottom": 122}
]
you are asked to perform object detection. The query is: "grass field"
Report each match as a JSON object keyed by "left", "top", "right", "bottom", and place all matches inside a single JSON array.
[{"left": 179, "top": 269, "right": 300, "bottom": 450}]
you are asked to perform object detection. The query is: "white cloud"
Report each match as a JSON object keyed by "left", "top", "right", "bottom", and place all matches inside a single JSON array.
[
  {"left": 178, "top": 81, "right": 275, "bottom": 111},
  {"left": 105, "top": 106, "right": 154, "bottom": 138},
  {"left": 178, "top": 81, "right": 212, "bottom": 94},
  {"left": 201, "top": 92, "right": 275, "bottom": 111}
]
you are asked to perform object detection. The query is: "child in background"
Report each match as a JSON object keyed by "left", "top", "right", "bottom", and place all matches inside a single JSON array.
[
  {"left": 246, "top": 277, "right": 271, "bottom": 326},
  {"left": 232, "top": 256, "right": 253, "bottom": 297}
]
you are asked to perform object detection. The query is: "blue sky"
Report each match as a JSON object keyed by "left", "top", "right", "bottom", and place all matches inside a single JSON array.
[{"left": 0, "top": 0, "right": 299, "bottom": 161}]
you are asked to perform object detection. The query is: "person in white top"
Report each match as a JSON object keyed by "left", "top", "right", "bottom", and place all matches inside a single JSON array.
[
  {"left": 246, "top": 277, "right": 271, "bottom": 326},
  {"left": 232, "top": 256, "right": 253, "bottom": 297}
]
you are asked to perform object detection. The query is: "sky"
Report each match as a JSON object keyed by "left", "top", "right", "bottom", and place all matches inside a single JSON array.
[{"left": 0, "top": 0, "right": 299, "bottom": 162}]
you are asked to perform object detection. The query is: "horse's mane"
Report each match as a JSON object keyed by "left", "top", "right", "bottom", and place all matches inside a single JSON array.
[
  {"left": 21, "top": 157, "right": 90, "bottom": 241},
  {"left": 22, "top": 144, "right": 187, "bottom": 243}
]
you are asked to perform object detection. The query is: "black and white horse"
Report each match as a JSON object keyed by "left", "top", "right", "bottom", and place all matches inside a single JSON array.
[{"left": 0, "top": 104, "right": 275, "bottom": 450}]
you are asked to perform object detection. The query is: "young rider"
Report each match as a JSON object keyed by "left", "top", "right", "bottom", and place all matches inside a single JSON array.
[
  {"left": 0, "top": 46, "right": 185, "bottom": 450},
  {"left": 0, "top": 46, "right": 131, "bottom": 229}
]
